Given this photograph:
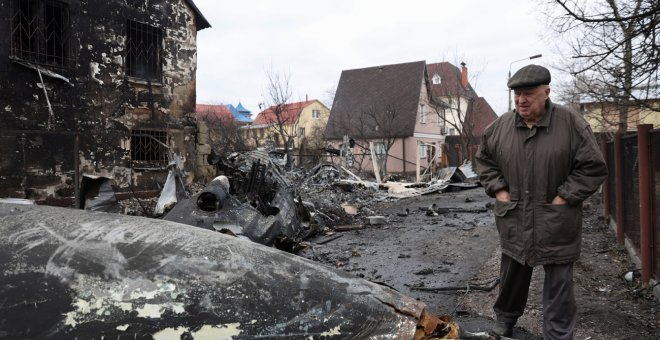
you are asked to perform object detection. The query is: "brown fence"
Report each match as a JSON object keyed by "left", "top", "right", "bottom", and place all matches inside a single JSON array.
[{"left": 602, "top": 125, "right": 659, "bottom": 283}]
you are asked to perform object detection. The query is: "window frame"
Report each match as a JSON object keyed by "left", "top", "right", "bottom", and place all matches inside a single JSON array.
[
  {"left": 419, "top": 143, "right": 428, "bottom": 159},
  {"left": 374, "top": 142, "right": 387, "bottom": 159},
  {"left": 125, "top": 20, "right": 163, "bottom": 82},
  {"left": 9, "top": 0, "right": 75, "bottom": 69},
  {"left": 130, "top": 129, "right": 168, "bottom": 168},
  {"left": 419, "top": 104, "right": 427, "bottom": 124}
]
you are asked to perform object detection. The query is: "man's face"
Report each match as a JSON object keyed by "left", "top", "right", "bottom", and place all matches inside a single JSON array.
[{"left": 514, "top": 85, "right": 550, "bottom": 123}]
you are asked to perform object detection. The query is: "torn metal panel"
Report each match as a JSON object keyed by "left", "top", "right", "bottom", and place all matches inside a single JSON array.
[
  {"left": 458, "top": 161, "right": 479, "bottom": 182},
  {"left": 154, "top": 169, "right": 187, "bottom": 216},
  {"left": 80, "top": 175, "right": 120, "bottom": 213},
  {"left": 382, "top": 181, "right": 449, "bottom": 199},
  {"left": 0, "top": 203, "right": 456, "bottom": 338},
  {"left": 163, "top": 174, "right": 303, "bottom": 248}
]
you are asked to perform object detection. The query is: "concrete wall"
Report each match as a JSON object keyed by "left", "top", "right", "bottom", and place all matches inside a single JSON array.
[{"left": 0, "top": 0, "right": 202, "bottom": 204}]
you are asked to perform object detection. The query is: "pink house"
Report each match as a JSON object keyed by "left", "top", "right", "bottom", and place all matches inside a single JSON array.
[{"left": 324, "top": 60, "right": 496, "bottom": 177}]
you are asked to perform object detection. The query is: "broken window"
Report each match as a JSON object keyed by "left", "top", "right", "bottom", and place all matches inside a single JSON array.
[
  {"left": 10, "top": 0, "right": 75, "bottom": 69},
  {"left": 131, "top": 129, "right": 167, "bottom": 166},
  {"left": 125, "top": 20, "right": 163, "bottom": 81}
]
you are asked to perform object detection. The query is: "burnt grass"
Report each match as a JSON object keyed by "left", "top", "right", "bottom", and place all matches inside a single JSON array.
[{"left": 299, "top": 186, "right": 660, "bottom": 339}]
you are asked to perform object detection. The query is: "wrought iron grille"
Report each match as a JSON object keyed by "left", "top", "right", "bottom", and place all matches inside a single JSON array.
[
  {"left": 131, "top": 129, "right": 167, "bottom": 166},
  {"left": 9, "top": 0, "right": 75, "bottom": 69},
  {"left": 126, "top": 20, "right": 162, "bottom": 81}
]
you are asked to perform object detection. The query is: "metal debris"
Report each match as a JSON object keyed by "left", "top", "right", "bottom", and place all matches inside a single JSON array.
[{"left": 0, "top": 203, "right": 459, "bottom": 339}]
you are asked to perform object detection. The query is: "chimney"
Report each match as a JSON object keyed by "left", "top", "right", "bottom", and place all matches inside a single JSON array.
[
  {"left": 461, "top": 62, "right": 468, "bottom": 89},
  {"left": 306, "top": 94, "right": 308, "bottom": 102}
]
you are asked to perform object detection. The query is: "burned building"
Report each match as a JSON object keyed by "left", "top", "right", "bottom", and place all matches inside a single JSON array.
[{"left": 0, "top": 0, "right": 210, "bottom": 206}]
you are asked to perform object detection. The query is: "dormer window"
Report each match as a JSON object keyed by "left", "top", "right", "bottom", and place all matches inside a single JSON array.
[{"left": 432, "top": 74, "right": 442, "bottom": 85}]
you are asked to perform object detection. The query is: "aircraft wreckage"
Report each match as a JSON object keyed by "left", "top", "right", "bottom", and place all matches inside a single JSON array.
[
  {"left": 163, "top": 152, "right": 315, "bottom": 251},
  {"left": 0, "top": 203, "right": 458, "bottom": 338}
]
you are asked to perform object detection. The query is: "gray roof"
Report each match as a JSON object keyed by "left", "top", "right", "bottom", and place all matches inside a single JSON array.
[
  {"left": 184, "top": 0, "right": 211, "bottom": 30},
  {"left": 324, "top": 61, "right": 426, "bottom": 140}
]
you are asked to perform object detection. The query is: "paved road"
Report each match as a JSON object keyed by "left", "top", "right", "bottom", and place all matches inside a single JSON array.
[{"left": 300, "top": 187, "right": 541, "bottom": 338}]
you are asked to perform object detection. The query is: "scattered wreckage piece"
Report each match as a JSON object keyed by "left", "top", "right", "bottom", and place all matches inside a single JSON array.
[
  {"left": 411, "top": 278, "right": 500, "bottom": 293},
  {"left": 333, "top": 224, "right": 367, "bottom": 232},
  {"left": 164, "top": 175, "right": 305, "bottom": 250},
  {"left": 0, "top": 203, "right": 459, "bottom": 339},
  {"left": 437, "top": 162, "right": 480, "bottom": 191},
  {"left": 382, "top": 181, "right": 450, "bottom": 199},
  {"left": 79, "top": 175, "right": 121, "bottom": 213},
  {"left": 167, "top": 149, "right": 321, "bottom": 250},
  {"left": 304, "top": 163, "right": 342, "bottom": 186}
]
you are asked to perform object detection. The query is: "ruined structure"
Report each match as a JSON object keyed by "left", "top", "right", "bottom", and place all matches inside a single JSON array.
[{"left": 0, "top": 0, "right": 210, "bottom": 206}]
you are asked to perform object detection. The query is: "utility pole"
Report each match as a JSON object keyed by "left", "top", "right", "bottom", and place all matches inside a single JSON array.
[{"left": 508, "top": 54, "right": 542, "bottom": 111}]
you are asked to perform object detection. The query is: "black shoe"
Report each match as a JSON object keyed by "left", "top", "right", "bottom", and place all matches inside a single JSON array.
[{"left": 491, "top": 320, "right": 514, "bottom": 337}]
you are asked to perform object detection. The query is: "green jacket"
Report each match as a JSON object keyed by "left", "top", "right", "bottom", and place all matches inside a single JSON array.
[{"left": 476, "top": 101, "right": 607, "bottom": 265}]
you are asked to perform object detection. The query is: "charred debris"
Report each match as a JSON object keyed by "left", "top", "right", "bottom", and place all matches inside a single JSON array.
[
  {"left": 0, "top": 149, "right": 485, "bottom": 339},
  {"left": 148, "top": 149, "right": 481, "bottom": 253}
]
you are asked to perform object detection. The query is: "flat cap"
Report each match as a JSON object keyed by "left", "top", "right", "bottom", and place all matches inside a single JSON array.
[{"left": 507, "top": 64, "right": 551, "bottom": 89}]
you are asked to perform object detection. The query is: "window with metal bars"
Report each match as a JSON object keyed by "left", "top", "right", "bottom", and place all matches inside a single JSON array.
[
  {"left": 126, "top": 20, "right": 162, "bottom": 81},
  {"left": 131, "top": 129, "right": 168, "bottom": 166},
  {"left": 9, "top": 0, "right": 75, "bottom": 69}
]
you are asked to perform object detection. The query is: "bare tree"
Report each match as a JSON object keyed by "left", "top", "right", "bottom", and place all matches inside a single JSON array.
[
  {"left": 544, "top": 0, "right": 660, "bottom": 132},
  {"left": 262, "top": 67, "right": 299, "bottom": 170},
  {"left": 322, "top": 85, "right": 336, "bottom": 109},
  {"left": 197, "top": 107, "right": 249, "bottom": 153},
  {"left": 297, "top": 123, "right": 326, "bottom": 167},
  {"left": 357, "top": 103, "right": 408, "bottom": 178},
  {"left": 328, "top": 101, "right": 407, "bottom": 178},
  {"left": 428, "top": 61, "right": 484, "bottom": 162}
]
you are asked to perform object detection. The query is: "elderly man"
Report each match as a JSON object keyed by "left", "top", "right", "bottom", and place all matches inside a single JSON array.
[{"left": 475, "top": 65, "right": 607, "bottom": 339}]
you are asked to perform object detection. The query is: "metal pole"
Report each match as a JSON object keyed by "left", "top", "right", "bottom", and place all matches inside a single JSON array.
[
  {"left": 614, "top": 131, "right": 625, "bottom": 245},
  {"left": 507, "top": 54, "right": 542, "bottom": 112},
  {"left": 637, "top": 124, "right": 653, "bottom": 283},
  {"left": 601, "top": 139, "right": 610, "bottom": 220}
]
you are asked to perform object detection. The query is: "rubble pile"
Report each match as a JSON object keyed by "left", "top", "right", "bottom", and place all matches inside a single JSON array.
[{"left": 115, "top": 150, "right": 484, "bottom": 253}]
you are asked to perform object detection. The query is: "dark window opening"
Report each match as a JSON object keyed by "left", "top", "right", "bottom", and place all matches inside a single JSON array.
[
  {"left": 126, "top": 20, "right": 163, "bottom": 81},
  {"left": 131, "top": 129, "right": 168, "bottom": 166},
  {"left": 10, "top": 0, "right": 74, "bottom": 69}
]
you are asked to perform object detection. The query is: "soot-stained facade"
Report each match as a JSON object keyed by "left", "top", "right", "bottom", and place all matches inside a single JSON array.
[{"left": 0, "top": 0, "right": 210, "bottom": 206}]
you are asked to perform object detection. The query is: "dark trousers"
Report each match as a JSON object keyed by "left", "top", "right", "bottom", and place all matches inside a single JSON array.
[{"left": 494, "top": 254, "right": 576, "bottom": 340}]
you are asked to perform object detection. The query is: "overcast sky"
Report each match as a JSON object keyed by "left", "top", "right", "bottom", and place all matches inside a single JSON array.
[{"left": 194, "top": 0, "right": 557, "bottom": 116}]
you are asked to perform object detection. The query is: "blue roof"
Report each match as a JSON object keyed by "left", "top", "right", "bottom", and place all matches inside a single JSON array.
[
  {"left": 236, "top": 102, "right": 250, "bottom": 114},
  {"left": 225, "top": 103, "right": 252, "bottom": 122}
]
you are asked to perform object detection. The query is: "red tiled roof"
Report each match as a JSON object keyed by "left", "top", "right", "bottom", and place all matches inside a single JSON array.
[
  {"left": 196, "top": 104, "right": 234, "bottom": 123},
  {"left": 465, "top": 97, "right": 498, "bottom": 137},
  {"left": 253, "top": 100, "right": 317, "bottom": 125},
  {"left": 426, "top": 62, "right": 477, "bottom": 99}
]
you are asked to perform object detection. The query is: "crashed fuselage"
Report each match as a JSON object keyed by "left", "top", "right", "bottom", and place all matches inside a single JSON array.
[{"left": 0, "top": 203, "right": 440, "bottom": 338}]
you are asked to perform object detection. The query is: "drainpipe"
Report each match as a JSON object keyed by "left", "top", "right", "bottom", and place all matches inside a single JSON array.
[
  {"left": 601, "top": 139, "right": 609, "bottom": 220},
  {"left": 614, "top": 131, "right": 625, "bottom": 245},
  {"left": 637, "top": 124, "right": 653, "bottom": 284}
]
